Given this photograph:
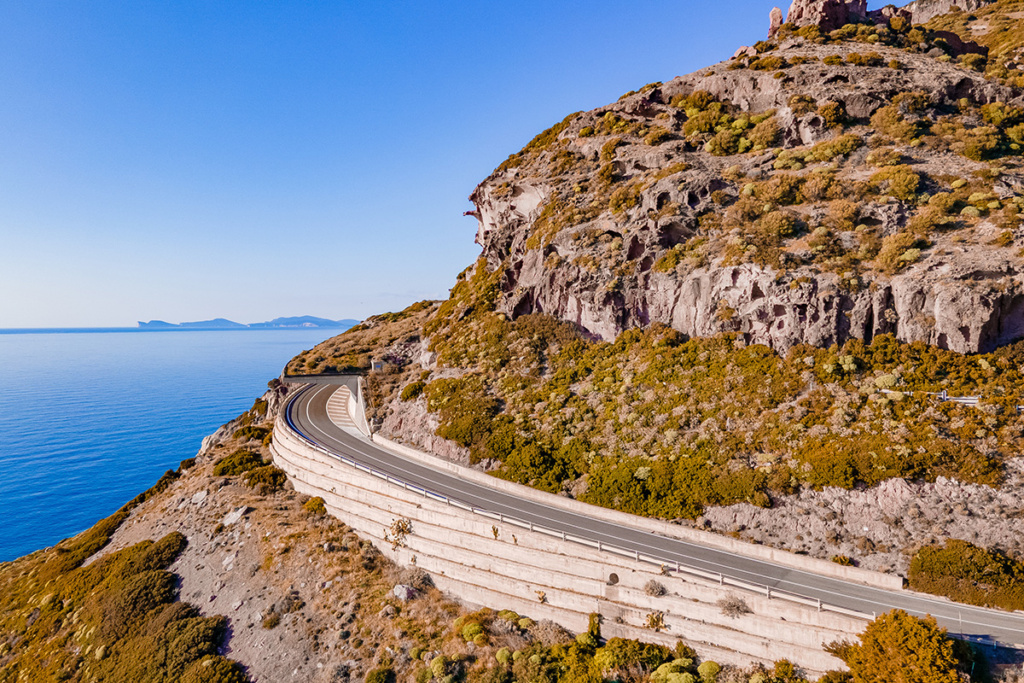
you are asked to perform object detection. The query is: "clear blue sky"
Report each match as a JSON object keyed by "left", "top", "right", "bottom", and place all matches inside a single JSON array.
[{"left": 0, "top": 1, "right": 862, "bottom": 327}]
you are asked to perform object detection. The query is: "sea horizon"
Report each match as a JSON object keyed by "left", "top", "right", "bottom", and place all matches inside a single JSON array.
[
  {"left": 0, "top": 326, "right": 337, "bottom": 561},
  {"left": 0, "top": 326, "right": 346, "bottom": 335}
]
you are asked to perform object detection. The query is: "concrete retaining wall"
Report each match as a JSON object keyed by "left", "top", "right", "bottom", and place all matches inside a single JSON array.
[
  {"left": 271, "top": 421, "right": 857, "bottom": 675},
  {"left": 369, "top": 432, "right": 902, "bottom": 593}
]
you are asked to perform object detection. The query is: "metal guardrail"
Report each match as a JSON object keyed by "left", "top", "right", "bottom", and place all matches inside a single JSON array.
[{"left": 280, "top": 387, "right": 876, "bottom": 624}]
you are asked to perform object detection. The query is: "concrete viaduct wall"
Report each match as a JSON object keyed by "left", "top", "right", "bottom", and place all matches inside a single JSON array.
[{"left": 271, "top": 394, "right": 863, "bottom": 675}]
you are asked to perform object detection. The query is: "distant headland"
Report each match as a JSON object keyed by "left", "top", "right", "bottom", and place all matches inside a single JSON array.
[{"left": 138, "top": 316, "right": 358, "bottom": 330}]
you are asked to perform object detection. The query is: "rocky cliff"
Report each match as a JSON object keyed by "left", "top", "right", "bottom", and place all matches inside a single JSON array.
[
  {"left": 467, "top": 7, "right": 1024, "bottom": 353},
  {"left": 773, "top": 0, "right": 993, "bottom": 37}
]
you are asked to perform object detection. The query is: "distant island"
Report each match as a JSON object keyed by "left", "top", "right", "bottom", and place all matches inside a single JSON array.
[{"left": 138, "top": 316, "right": 358, "bottom": 330}]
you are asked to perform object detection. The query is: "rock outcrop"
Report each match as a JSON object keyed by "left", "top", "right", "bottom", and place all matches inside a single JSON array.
[
  {"left": 467, "top": 32, "right": 1024, "bottom": 353},
  {"left": 899, "top": 0, "right": 993, "bottom": 25},
  {"left": 772, "top": 0, "right": 995, "bottom": 41},
  {"left": 785, "top": 0, "right": 867, "bottom": 32},
  {"left": 768, "top": 6, "right": 785, "bottom": 39}
]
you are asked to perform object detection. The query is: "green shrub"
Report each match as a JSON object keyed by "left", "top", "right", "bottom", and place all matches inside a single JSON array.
[
  {"left": 865, "top": 147, "right": 901, "bottom": 167},
  {"left": 644, "top": 127, "right": 672, "bottom": 146},
  {"left": 818, "top": 101, "right": 846, "bottom": 127},
  {"left": 908, "top": 540, "right": 1024, "bottom": 611},
  {"left": 961, "top": 53, "right": 988, "bottom": 72},
  {"left": 180, "top": 656, "right": 250, "bottom": 683},
  {"left": 430, "top": 655, "right": 449, "bottom": 678},
  {"left": 179, "top": 457, "right": 197, "bottom": 470},
  {"left": 809, "top": 133, "right": 862, "bottom": 161},
  {"left": 748, "top": 116, "right": 781, "bottom": 149},
  {"left": 597, "top": 162, "right": 618, "bottom": 185},
  {"left": 870, "top": 93, "right": 929, "bottom": 141},
  {"left": 683, "top": 109, "right": 722, "bottom": 138},
  {"left": 462, "top": 621, "right": 484, "bottom": 641},
  {"left": 698, "top": 660, "right": 721, "bottom": 683},
  {"left": 600, "top": 138, "right": 625, "bottom": 161},
  {"left": 871, "top": 164, "right": 920, "bottom": 200},
  {"left": 750, "top": 55, "right": 788, "bottom": 70},
  {"left": 243, "top": 465, "right": 287, "bottom": 494},
  {"left": 609, "top": 183, "right": 642, "bottom": 215},
  {"left": 401, "top": 381, "right": 426, "bottom": 401},
  {"left": 789, "top": 94, "right": 816, "bottom": 115},
  {"left": 261, "top": 610, "right": 281, "bottom": 629},
  {"left": 303, "top": 496, "right": 327, "bottom": 515},
  {"left": 758, "top": 210, "right": 798, "bottom": 239},
  {"left": 365, "top": 667, "right": 396, "bottom": 683},
  {"left": 827, "top": 611, "right": 965, "bottom": 683},
  {"left": 705, "top": 128, "right": 747, "bottom": 156},
  {"left": 213, "top": 449, "right": 264, "bottom": 476}
]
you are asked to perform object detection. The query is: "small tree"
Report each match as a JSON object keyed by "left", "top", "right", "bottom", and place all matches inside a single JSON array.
[{"left": 826, "top": 610, "right": 963, "bottom": 683}]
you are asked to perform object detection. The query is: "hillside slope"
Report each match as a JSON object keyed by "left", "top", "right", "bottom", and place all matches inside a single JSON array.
[
  {"left": 297, "top": 0, "right": 1024, "bottom": 582},
  {"left": 469, "top": 10, "right": 1024, "bottom": 353}
]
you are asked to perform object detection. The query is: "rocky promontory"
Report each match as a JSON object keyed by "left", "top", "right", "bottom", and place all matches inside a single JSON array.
[{"left": 468, "top": 11, "right": 1024, "bottom": 353}]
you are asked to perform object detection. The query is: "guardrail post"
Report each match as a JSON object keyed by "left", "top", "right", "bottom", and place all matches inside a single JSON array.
[
  {"left": 529, "top": 522, "right": 534, "bottom": 532},
  {"left": 499, "top": 513, "right": 503, "bottom": 523},
  {"left": 675, "top": 560, "right": 680, "bottom": 573},
  {"left": 719, "top": 574, "right": 723, "bottom": 586},
  {"left": 634, "top": 550, "right": 639, "bottom": 561},
  {"left": 561, "top": 531, "right": 565, "bottom": 541},
  {"left": 817, "top": 598, "right": 821, "bottom": 612},
  {"left": 598, "top": 541, "right": 602, "bottom": 551},
  {"left": 766, "top": 588, "right": 771, "bottom": 600}
]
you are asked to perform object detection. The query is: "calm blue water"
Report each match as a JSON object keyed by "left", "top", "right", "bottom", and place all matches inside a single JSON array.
[{"left": 0, "top": 329, "right": 336, "bottom": 562}]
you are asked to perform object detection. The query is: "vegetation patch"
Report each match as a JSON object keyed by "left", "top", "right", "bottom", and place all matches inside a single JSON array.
[
  {"left": 212, "top": 449, "right": 264, "bottom": 477},
  {"left": 909, "top": 539, "right": 1024, "bottom": 611},
  {"left": 0, "top": 478, "right": 248, "bottom": 682}
]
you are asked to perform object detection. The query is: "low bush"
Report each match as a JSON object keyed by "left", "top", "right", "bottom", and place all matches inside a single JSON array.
[
  {"left": 365, "top": 667, "right": 396, "bottom": 683},
  {"left": 875, "top": 231, "right": 927, "bottom": 273},
  {"left": 908, "top": 539, "right": 1024, "bottom": 611},
  {"left": 213, "top": 449, "right": 264, "bottom": 476},
  {"left": 871, "top": 164, "right": 921, "bottom": 201},
  {"left": 401, "top": 381, "right": 426, "bottom": 401},
  {"left": 718, "top": 595, "right": 752, "bottom": 618},
  {"left": 180, "top": 656, "right": 249, "bottom": 683},
  {"left": 233, "top": 425, "right": 270, "bottom": 443},
  {"left": 303, "top": 496, "right": 327, "bottom": 515},
  {"left": 243, "top": 465, "right": 287, "bottom": 494}
]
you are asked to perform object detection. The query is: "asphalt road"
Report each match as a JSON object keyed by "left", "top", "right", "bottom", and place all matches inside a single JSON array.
[{"left": 284, "top": 380, "right": 1024, "bottom": 647}]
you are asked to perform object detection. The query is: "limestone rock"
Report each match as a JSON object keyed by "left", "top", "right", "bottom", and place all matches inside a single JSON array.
[
  {"left": 222, "top": 506, "right": 251, "bottom": 526},
  {"left": 466, "top": 33, "right": 1022, "bottom": 355},
  {"left": 392, "top": 584, "right": 417, "bottom": 601},
  {"left": 898, "top": 0, "right": 993, "bottom": 25},
  {"left": 768, "top": 7, "right": 784, "bottom": 38},
  {"left": 785, "top": 0, "right": 866, "bottom": 32}
]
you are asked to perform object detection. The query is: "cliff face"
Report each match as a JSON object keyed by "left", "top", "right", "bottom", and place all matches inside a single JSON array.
[
  {"left": 468, "top": 17, "right": 1024, "bottom": 353},
  {"left": 777, "top": 0, "right": 993, "bottom": 35}
]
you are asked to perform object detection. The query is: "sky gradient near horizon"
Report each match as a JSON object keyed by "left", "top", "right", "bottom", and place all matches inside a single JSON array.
[{"left": 0, "top": 1, "right": 888, "bottom": 328}]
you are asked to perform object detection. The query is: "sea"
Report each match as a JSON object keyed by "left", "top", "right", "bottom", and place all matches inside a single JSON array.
[{"left": 0, "top": 328, "right": 338, "bottom": 562}]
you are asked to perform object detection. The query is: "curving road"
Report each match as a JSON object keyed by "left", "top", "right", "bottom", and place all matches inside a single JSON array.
[{"left": 284, "top": 379, "right": 1024, "bottom": 648}]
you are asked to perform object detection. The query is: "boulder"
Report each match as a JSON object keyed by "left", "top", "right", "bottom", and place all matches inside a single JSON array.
[{"left": 392, "top": 584, "right": 417, "bottom": 601}]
